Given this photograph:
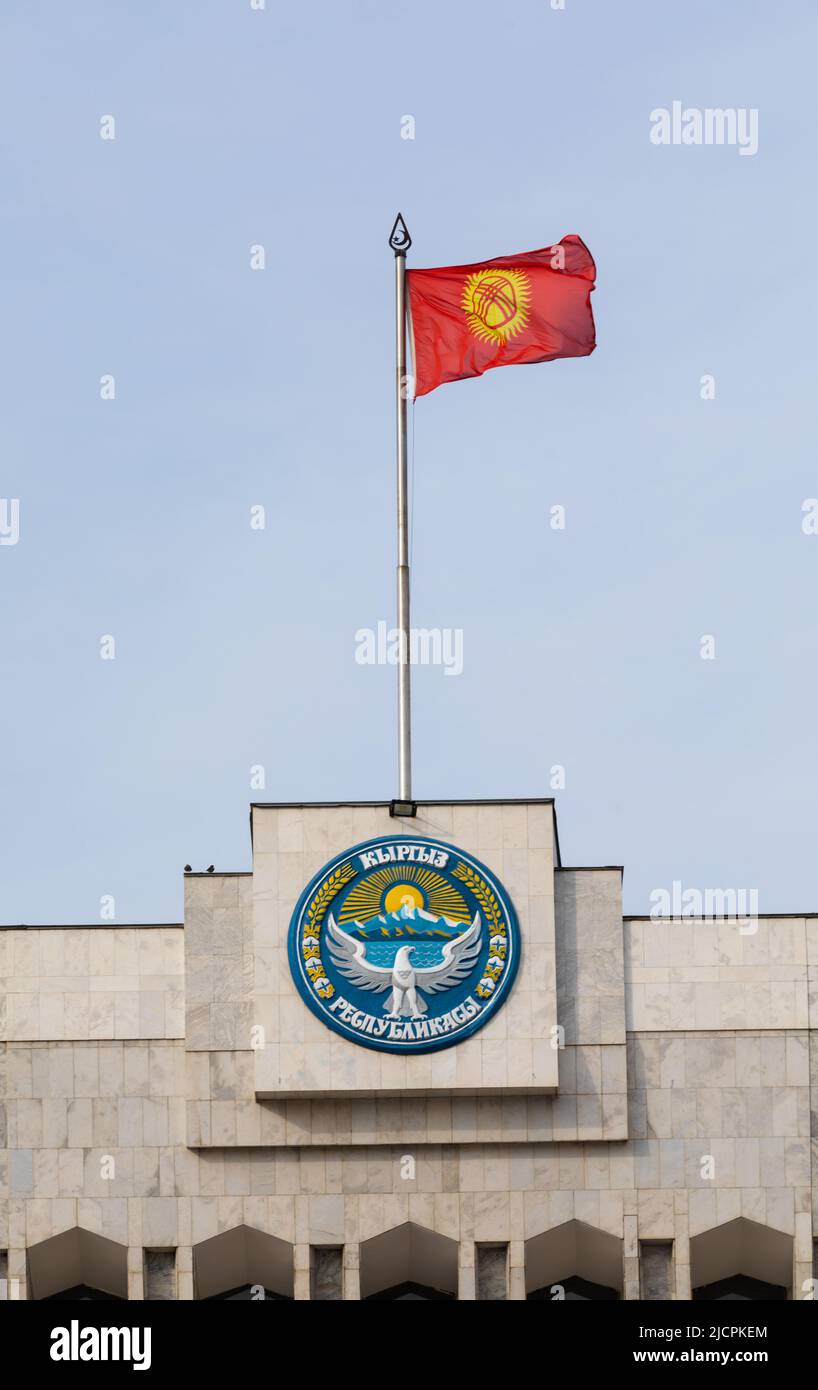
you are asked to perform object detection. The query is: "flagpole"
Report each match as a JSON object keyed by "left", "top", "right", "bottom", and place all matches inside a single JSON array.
[{"left": 389, "top": 214, "right": 413, "bottom": 802}]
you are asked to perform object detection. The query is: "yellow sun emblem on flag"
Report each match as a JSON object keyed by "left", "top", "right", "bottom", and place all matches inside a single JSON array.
[{"left": 462, "top": 267, "right": 531, "bottom": 345}]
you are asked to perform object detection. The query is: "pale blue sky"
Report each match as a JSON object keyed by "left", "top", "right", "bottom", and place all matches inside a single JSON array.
[{"left": 1, "top": 0, "right": 815, "bottom": 922}]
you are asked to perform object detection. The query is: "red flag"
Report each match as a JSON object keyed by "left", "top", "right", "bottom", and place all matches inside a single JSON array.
[{"left": 407, "top": 236, "right": 596, "bottom": 398}]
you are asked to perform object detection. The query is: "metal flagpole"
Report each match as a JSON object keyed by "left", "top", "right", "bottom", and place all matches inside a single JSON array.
[{"left": 389, "top": 213, "right": 412, "bottom": 802}]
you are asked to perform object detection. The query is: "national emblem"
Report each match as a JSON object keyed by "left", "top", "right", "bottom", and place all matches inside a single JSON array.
[
  {"left": 287, "top": 835, "right": 521, "bottom": 1053},
  {"left": 461, "top": 267, "right": 532, "bottom": 345}
]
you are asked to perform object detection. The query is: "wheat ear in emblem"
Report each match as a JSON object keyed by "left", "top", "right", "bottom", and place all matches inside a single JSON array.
[
  {"left": 453, "top": 862, "right": 508, "bottom": 999},
  {"left": 302, "top": 862, "right": 357, "bottom": 999}
]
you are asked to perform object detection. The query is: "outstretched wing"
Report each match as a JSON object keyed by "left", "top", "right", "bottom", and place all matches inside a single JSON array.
[
  {"left": 325, "top": 914, "right": 392, "bottom": 993},
  {"left": 414, "top": 913, "right": 483, "bottom": 994}
]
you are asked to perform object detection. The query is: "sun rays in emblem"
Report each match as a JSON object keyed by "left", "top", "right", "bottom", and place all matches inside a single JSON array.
[
  {"left": 337, "top": 864, "right": 471, "bottom": 924},
  {"left": 461, "top": 267, "right": 531, "bottom": 346}
]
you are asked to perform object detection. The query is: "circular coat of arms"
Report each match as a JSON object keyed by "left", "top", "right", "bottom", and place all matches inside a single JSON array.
[{"left": 288, "top": 835, "right": 520, "bottom": 1054}]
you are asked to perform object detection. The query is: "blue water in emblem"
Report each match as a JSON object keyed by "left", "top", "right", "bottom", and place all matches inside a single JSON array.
[
  {"left": 364, "top": 941, "right": 448, "bottom": 968},
  {"left": 341, "top": 905, "right": 472, "bottom": 970}
]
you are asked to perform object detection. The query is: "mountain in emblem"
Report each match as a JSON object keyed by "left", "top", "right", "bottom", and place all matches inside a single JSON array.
[{"left": 343, "top": 901, "right": 466, "bottom": 942}]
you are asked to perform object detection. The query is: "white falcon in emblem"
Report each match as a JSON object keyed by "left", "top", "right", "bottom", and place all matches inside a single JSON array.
[{"left": 325, "top": 912, "right": 483, "bottom": 1020}]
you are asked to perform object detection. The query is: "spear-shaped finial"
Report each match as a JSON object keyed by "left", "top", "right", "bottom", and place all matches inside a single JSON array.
[{"left": 389, "top": 212, "right": 412, "bottom": 255}]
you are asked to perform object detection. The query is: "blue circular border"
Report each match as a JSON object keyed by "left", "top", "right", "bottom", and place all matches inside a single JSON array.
[{"left": 287, "top": 834, "right": 521, "bottom": 1054}]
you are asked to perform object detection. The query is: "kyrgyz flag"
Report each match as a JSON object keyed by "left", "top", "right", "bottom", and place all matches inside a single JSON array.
[{"left": 407, "top": 236, "right": 596, "bottom": 398}]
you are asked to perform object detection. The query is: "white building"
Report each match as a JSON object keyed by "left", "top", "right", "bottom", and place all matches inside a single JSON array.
[{"left": 1, "top": 800, "right": 813, "bottom": 1300}]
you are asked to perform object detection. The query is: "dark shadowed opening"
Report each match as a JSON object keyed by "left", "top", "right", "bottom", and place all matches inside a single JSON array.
[
  {"left": 528, "top": 1274, "right": 618, "bottom": 1301},
  {"left": 694, "top": 1274, "right": 787, "bottom": 1301},
  {"left": 365, "top": 1280, "right": 455, "bottom": 1301}
]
